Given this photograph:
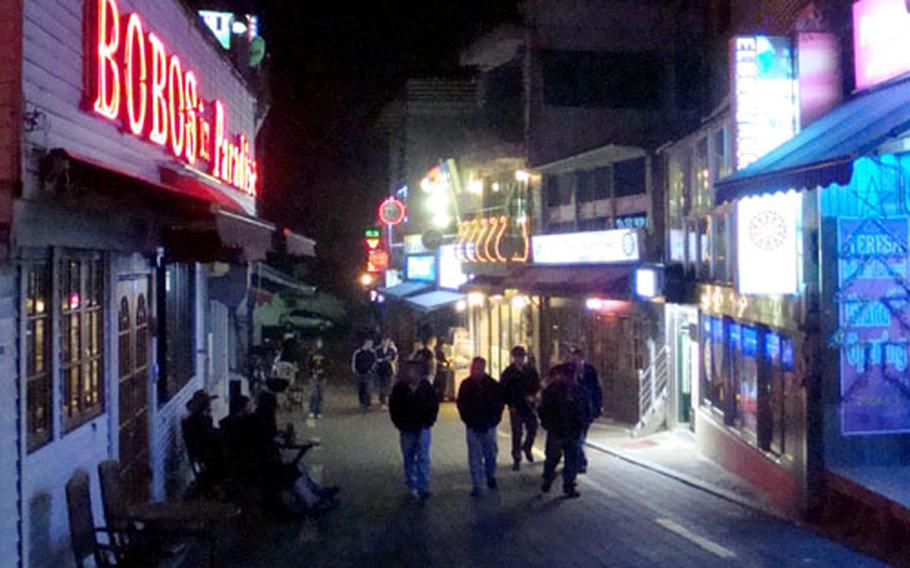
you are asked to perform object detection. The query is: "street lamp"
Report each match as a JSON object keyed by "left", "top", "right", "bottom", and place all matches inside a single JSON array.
[{"left": 359, "top": 273, "right": 374, "bottom": 287}]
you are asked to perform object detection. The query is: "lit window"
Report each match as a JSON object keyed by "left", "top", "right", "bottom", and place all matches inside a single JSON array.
[
  {"left": 26, "top": 262, "right": 52, "bottom": 450},
  {"left": 61, "top": 256, "right": 105, "bottom": 431}
]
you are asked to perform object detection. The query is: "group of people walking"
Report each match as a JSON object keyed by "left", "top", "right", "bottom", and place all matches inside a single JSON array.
[{"left": 388, "top": 344, "right": 603, "bottom": 500}]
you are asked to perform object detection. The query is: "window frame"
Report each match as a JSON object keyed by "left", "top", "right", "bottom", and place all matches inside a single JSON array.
[
  {"left": 60, "top": 253, "right": 106, "bottom": 432},
  {"left": 24, "top": 259, "right": 53, "bottom": 451}
]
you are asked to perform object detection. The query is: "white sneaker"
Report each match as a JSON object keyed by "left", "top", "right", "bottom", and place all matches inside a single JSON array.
[{"left": 308, "top": 412, "right": 316, "bottom": 419}]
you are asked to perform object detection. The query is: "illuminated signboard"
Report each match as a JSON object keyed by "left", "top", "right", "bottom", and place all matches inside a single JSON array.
[
  {"left": 88, "top": 0, "right": 258, "bottom": 195},
  {"left": 838, "top": 217, "right": 910, "bottom": 434},
  {"left": 853, "top": 0, "right": 910, "bottom": 91},
  {"left": 635, "top": 268, "right": 659, "bottom": 299},
  {"left": 736, "top": 192, "right": 800, "bottom": 295},
  {"left": 379, "top": 197, "right": 406, "bottom": 226},
  {"left": 406, "top": 255, "right": 436, "bottom": 282},
  {"left": 198, "top": 11, "right": 259, "bottom": 51},
  {"left": 731, "top": 36, "right": 798, "bottom": 170},
  {"left": 455, "top": 216, "right": 529, "bottom": 264},
  {"left": 403, "top": 234, "right": 427, "bottom": 255},
  {"left": 438, "top": 244, "right": 468, "bottom": 290},
  {"left": 531, "top": 229, "right": 639, "bottom": 265},
  {"left": 367, "top": 249, "right": 389, "bottom": 273}
]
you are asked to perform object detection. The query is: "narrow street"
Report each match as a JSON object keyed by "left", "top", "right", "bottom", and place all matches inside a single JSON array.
[{"left": 208, "top": 386, "right": 885, "bottom": 568}]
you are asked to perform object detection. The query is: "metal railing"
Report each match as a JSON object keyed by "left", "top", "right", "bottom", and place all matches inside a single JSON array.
[{"left": 637, "top": 345, "right": 669, "bottom": 429}]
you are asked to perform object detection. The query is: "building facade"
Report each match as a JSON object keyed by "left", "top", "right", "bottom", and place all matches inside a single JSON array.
[{"left": 0, "top": 1, "right": 290, "bottom": 565}]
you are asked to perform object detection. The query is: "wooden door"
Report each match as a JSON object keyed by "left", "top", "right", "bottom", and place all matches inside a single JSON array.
[{"left": 117, "top": 277, "right": 151, "bottom": 503}]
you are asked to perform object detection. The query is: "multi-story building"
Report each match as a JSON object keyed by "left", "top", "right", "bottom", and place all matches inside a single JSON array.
[
  {"left": 0, "top": 1, "right": 311, "bottom": 565},
  {"left": 659, "top": 3, "right": 910, "bottom": 559}
]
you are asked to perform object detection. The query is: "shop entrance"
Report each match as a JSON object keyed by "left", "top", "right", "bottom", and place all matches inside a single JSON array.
[
  {"left": 669, "top": 305, "right": 698, "bottom": 429},
  {"left": 117, "top": 276, "right": 152, "bottom": 503}
]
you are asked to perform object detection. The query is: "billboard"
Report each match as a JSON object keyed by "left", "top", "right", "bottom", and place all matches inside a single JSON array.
[
  {"left": 853, "top": 0, "right": 910, "bottom": 91},
  {"left": 736, "top": 192, "right": 800, "bottom": 295},
  {"left": 838, "top": 217, "right": 910, "bottom": 435},
  {"left": 438, "top": 244, "right": 468, "bottom": 290},
  {"left": 531, "top": 229, "right": 640, "bottom": 265},
  {"left": 731, "top": 36, "right": 798, "bottom": 170}
]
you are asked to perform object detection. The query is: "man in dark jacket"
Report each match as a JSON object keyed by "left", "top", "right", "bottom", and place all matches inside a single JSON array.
[
  {"left": 457, "top": 357, "right": 506, "bottom": 496},
  {"left": 352, "top": 339, "right": 378, "bottom": 410},
  {"left": 500, "top": 345, "right": 541, "bottom": 471},
  {"left": 539, "top": 363, "right": 591, "bottom": 498},
  {"left": 308, "top": 337, "right": 328, "bottom": 418},
  {"left": 570, "top": 348, "right": 603, "bottom": 473},
  {"left": 389, "top": 360, "right": 440, "bottom": 500}
]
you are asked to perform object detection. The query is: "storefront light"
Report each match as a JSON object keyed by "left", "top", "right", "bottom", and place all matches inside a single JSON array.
[
  {"left": 455, "top": 300, "right": 467, "bottom": 312},
  {"left": 468, "top": 292, "right": 486, "bottom": 307},
  {"left": 359, "top": 273, "right": 374, "bottom": 287},
  {"left": 490, "top": 294, "right": 504, "bottom": 303},
  {"left": 515, "top": 170, "right": 530, "bottom": 183},
  {"left": 468, "top": 179, "right": 484, "bottom": 194},
  {"left": 511, "top": 295, "right": 530, "bottom": 310},
  {"left": 585, "top": 297, "right": 623, "bottom": 312}
]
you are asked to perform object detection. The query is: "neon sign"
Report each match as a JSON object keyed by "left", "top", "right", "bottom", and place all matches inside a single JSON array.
[
  {"left": 731, "top": 36, "right": 798, "bottom": 170},
  {"left": 736, "top": 191, "right": 800, "bottom": 295},
  {"left": 87, "top": 0, "right": 257, "bottom": 195},
  {"left": 455, "top": 216, "right": 529, "bottom": 264},
  {"left": 853, "top": 0, "right": 910, "bottom": 91},
  {"left": 378, "top": 197, "right": 406, "bottom": 226},
  {"left": 531, "top": 229, "right": 640, "bottom": 265}
]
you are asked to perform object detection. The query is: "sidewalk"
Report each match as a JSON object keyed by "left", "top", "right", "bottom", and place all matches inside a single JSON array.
[{"left": 583, "top": 419, "right": 786, "bottom": 519}]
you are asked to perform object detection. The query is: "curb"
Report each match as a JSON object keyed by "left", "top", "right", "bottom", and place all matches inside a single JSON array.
[{"left": 584, "top": 439, "right": 792, "bottom": 522}]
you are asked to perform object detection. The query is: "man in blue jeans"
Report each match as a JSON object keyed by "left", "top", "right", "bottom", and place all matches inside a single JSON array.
[
  {"left": 457, "top": 357, "right": 506, "bottom": 497},
  {"left": 389, "top": 360, "right": 439, "bottom": 500}
]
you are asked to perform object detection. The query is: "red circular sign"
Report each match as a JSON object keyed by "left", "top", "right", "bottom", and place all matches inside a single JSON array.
[{"left": 379, "top": 197, "right": 406, "bottom": 226}]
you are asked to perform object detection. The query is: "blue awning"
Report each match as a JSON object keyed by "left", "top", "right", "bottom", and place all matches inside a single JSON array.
[
  {"left": 715, "top": 76, "right": 910, "bottom": 203},
  {"left": 381, "top": 281, "right": 431, "bottom": 300},
  {"left": 404, "top": 290, "right": 465, "bottom": 313}
]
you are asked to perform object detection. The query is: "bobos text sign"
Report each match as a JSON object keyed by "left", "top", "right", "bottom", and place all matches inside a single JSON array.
[
  {"left": 838, "top": 217, "right": 910, "bottom": 435},
  {"left": 87, "top": 0, "right": 258, "bottom": 195}
]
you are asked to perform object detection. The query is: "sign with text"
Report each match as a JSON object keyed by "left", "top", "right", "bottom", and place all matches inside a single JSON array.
[
  {"left": 87, "top": 0, "right": 258, "bottom": 194},
  {"left": 731, "top": 36, "right": 798, "bottom": 170},
  {"left": 531, "top": 229, "right": 639, "bottom": 265},
  {"left": 853, "top": 0, "right": 910, "bottom": 91},
  {"left": 838, "top": 217, "right": 910, "bottom": 435},
  {"left": 736, "top": 192, "right": 800, "bottom": 295}
]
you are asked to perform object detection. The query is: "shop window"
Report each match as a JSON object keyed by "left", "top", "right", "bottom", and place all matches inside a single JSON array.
[
  {"left": 713, "top": 209, "right": 730, "bottom": 282},
  {"left": 614, "top": 158, "right": 646, "bottom": 197},
  {"left": 542, "top": 50, "right": 663, "bottom": 109},
  {"left": 159, "top": 263, "right": 196, "bottom": 403},
  {"left": 26, "top": 262, "right": 52, "bottom": 451},
  {"left": 694, "top": 137, "right": 710, "bottom": 210},
  {"left": 765, "top": 333, "right": 784, "bottom": 455},
  {"left": 736, "top": 326, "right": 759, "bottom": 439},
  {"left": 667, "top": 154, "right": 685, "bottom": 231},
  {"left": 712, "top": 125, "right": 732, "bottom": 181},
  {"left": 697, "top": 216, "right": 712, "bottom": 279},
  {"left": 61, "top": 257, "right": 105, "bottom": 431}
]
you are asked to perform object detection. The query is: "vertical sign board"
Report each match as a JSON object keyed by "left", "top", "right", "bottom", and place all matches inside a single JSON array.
[
  {"left": 838, "top": 217, "right": 910, "bottom": 435},
  {"left": 731, "top": 36, "right": 798, "bottom": 170},
  {"left": 853, "top": 0, "right": 910, "bottom": 91}
]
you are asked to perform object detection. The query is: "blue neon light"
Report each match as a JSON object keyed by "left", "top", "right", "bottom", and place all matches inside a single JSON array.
[
  {"left": 711, "top": 318, "right": 724, "bottom": 343},
  {"left": 781, "top": 338, "right": 794, "bottom": 370},
  {"left": 742, "top": 327, "right": 758, "bottom": 357},
  {"left": 729, "top": 323, "right": 741, "bottom": 348},
  {"left": 765, "top": 333, "right": 780, "bottom": 361}
]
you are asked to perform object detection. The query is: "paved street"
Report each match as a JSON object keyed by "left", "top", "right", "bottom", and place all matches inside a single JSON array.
[{"left": 208, "top": 385, "right": 886, "bottom": 568}]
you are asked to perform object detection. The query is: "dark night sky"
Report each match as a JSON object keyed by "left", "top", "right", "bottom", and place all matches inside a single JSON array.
[{"left": 245, "top": 1, "right": 520, "bottom": 293}]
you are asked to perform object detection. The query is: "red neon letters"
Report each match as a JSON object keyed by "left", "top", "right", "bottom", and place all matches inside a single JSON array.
[{"left": 90, "top": 0, "right": 258, "bottom": 195}]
